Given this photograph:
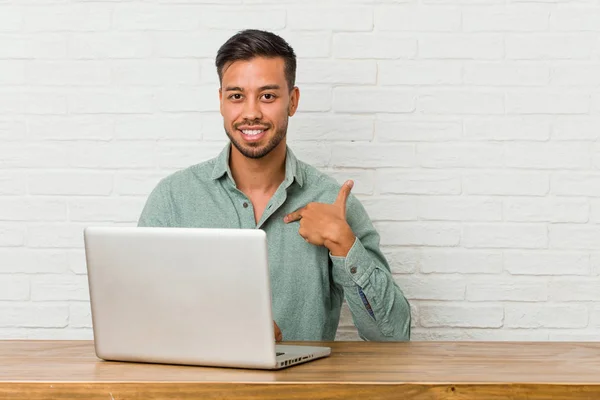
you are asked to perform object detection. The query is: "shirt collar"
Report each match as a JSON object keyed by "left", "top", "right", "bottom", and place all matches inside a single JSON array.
[{"left": 210, "top": 142, "right": 304, "bottom": 188}]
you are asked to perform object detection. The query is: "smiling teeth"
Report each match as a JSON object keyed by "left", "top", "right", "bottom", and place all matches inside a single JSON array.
[{"left": 242, "top": 130, "right": 264, "bottom": 136}]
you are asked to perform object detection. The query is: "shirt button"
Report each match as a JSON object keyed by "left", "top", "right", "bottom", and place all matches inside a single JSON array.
[
  {"left": 350, "top": 267, "right": 357, "bottom": 274},
  {"left": 243, "top": 202, "right": 248, "bottom": 208}
]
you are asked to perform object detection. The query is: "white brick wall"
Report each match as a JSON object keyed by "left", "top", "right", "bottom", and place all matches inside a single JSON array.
[{"left": 1, "top": 0, "right": 599, "bottom": 342}]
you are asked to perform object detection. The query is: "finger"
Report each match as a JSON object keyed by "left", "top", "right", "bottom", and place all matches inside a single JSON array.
[
  {"left": 333, "top": 180, "right": 354, "bottom": 213},
  {"left": 284, "top": 208, "right": 304, "bottom": 223},
  {"left": 274, "top": 321, "right": 282, "bottom": 342}
]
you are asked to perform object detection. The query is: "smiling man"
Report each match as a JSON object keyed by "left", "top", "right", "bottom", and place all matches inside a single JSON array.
[{"left": 138, "top": 29, "right": 411, "bottom": 341}]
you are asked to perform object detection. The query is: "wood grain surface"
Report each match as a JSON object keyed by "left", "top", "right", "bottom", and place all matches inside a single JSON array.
[{"left": 1, "top": 340, "right": 599, "bottom": 399}]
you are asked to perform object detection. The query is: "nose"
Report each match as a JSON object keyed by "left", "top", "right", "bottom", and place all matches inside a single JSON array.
[{"left": 242, "top": 97, "right": 262, "bottom": 121}]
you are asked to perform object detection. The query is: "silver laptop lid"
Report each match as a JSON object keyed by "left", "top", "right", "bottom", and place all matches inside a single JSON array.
[{"left": 84, "top": 226, "right": 278, "bottom": 369}]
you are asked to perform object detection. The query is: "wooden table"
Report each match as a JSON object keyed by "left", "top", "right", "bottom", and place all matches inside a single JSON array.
[{"left": 1, "top": 340, "right": 600, "bottom": 399}]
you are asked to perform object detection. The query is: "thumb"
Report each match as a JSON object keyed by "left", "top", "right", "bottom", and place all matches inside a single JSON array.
[{"left": 334, "top": 180, "right": 354, "bottom": 215}]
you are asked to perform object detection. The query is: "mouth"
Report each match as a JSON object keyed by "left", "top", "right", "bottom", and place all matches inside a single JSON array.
[{"left": 237, "top": 126, "right": 268, "bottom": 142}]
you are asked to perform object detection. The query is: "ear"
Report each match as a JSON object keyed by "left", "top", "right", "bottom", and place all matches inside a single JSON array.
[{"left": 288, "top": 86, "right": 300, "bottom": 117}]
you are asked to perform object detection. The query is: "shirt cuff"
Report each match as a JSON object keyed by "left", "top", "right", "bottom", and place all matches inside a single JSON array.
[{"left": 329, "top": 237, "right": 377, "bottom": 288}]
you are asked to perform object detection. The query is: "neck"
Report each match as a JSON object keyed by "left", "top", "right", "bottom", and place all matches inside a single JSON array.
[{"left": 229, "top": 141, "right": 287, "bottom": 194}]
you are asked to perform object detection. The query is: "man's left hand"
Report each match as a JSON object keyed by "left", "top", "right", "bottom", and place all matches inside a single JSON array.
[{"left": 284, "top": 180, "right": 356, "bottom": 257}]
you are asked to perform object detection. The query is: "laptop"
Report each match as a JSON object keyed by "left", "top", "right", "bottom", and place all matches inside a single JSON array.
[{"left": 83, "top": 226, "right": 331, "bottom": 370}]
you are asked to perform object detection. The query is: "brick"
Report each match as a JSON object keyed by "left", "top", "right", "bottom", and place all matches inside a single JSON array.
[
  {"left": 0, "top": 33, "right": 66, "bottom": 59},
  {"left": 200, "top": 9, "right": 285, "bottom": 30},
  {"left": 26, "top": 61, "right": 110, "bottom": 86},
  {"left": 551, "top": 64, "right": 600, "bottom": 86},
  {"left": 505, "top": 251, "right": 590, "bottom": 275},
  {"left": 287, "top": 7, "right": 372, "bottom": 31},
  {"left": 378, "top": 170, "right": 461, "bottom": 195},
  {"left": 418, "top": 196, "right": 502, "bottom": 221},
  {"left": 463, "top": 224, "right": 548, "bottom": 249},
  {"left": 420, "top": 304, "right": 504, "bottom": 328},
  {"left": 0, "top": 118, "right": 26, "bottom": 141},
  {"left": 591, "top": 306, "right": 600, "bottom": 328},
  {"left": 0, "top": 224, "right": 25, "bottom": 247},
  {"left": 68, "top": 33, "right": 152, "bottom": 59},
  {"left": 375, "top": 6, "right": 461, "bottom": 31},
  {"left": 0, "top": 6, "right": 23, "bottom": 31},
  {"left": 467, "top": 278, "right": 548, "bottom": 301},
  {"left": 294, "top": 87, "right": 331, "bottom": 112},
  {"left": 378, "top": 61, "right": 462, "bottom": 85},
  {"left": 420, "top": 249, "right": 503, "bottom": 274},
  {"left": 418, "top": 91, "right": 504, "bottom": 114},
  {"left": 464, "top": 172, "right": 549, "bottom": 196},
  {"left": 69, "top": 198, "right": 145, "bottom": 223},
  {"left": 69, "top": 90, "right": 155, "bottom": 114},
  {"left": 114, "top": 172, "right": 167, "bottom": 196},
  {"left": 297, "top": 60, "right": 376, "bottom": 84},
  {"left": 334, "top": 88, "right": 415, "bottom": 113},
  {"left": 68, "top": 142, "right": 155, "bottom": 169},
  {"left": 464, "top": 117, "right": 550, "bottom": 141},
  {"left": 28, "top": 172, "right": 113, "bottom": 196},
  {"left": 158, "top": 85, "right": 220, "bottom": 113},
  {"left": 380, "top": 248, "right": 419, "bottom": 274},
  {"left": 413, "top": 328, "right": 547, "bottom": 341},
  {"left": 506, "top": 143, "right": 590, "bottom": 169},
  {"left": 0, "top": 172, "right": 25, "bottom": 195},
  {"left": 284, "top": 31, "right": 331, "bottom": 58},
  {"left": 68, "top": 250, "right": 87, "bottom": 275},
  {"left": 505, "top": 304, "right": 588, "bottom": 328},
  {"left": 31, "top": 275, "right": 89, "bottom": 301},
  {"left": 115, "top": 113, "right": 213, "bottom": 141},
  {"left": 375, "top": 222, "right": 461, "bottom": 246},
  {"left": 549, "top": 225, "right": 600, "bottom": 250},
  {"left": 0, "top": 91, "right": 68, "bottom": 115},
  {"left": 0, "top": 276, "right": 29, "bottom": 301},
  {"left": 288, "top": 114, "right": 373, "bottom": 142},
  {"left": 0, "top": 198, "right": 66, "bottom": 222},
  {"left": 70, "top": 303, "right": 92, "bottom": 328},
  {"left": 550, "top": 278, "right": 600, "bottom": 301},
  {"left": 549, "top": 7, "right": 600, "bottom": 31},
  {"left": 417, "top": 143, "right": 503, "bottom": 168},
  {"left": 0, "top": 61, "right": 25, "bottom": 85},
  {"left": 506, "top": 34, "right": 597, "bottom": 59},
  {"left": 507, "top": 92, "right": 589, "bottom": 114},
  {"left": 27, "top": 224, "right": 86, "bottom": 249},
  {"left": 376, "top": 116, "right": 462, "bottom": 142},
  {"left": 154, "top": 31, "right": 236, "bottom": 58},
  {"left": 326, "top": 170, "right": 375, "bottom": 196},
  {"left": 587, "top": 200, "right": 600, "bottom": 223},
  {"left": 111, "top": 60, "right": 201, "bottom": 86},
  {"left": 552, "top": 173, "right": 600, "bottom": 196},
  {"left": 0, "top": 143, "right": 69, "bottom": 168},
  {"left": 333, "top": 34, "right": 416, "bottom": 59},
  {"left": 0, "top": 249, "right": 69, "bottom": 274},
  {"left": 552, "top": 115, "right": 600, "bottom": 141},
  {"left": 549, "top": 331, "right": 600, "bottom": 342},
  {"left": 360, "top": 197, "right": 418, "bottom": 222},
  {"left": 505, "top": 197, "right": 589, "bottom": 223},
  {"left": 0, "top": 304, "right": 68, "bottom": 328},
  {"left": 156, "top": 142, "right": 225, "bottom": 169},
  {"left": 113, "top": 4, "right": 200, "bottom": 31},
  {"left": 464, "top": 62, "right": 550, "bottom": 86},
  {"left": 286, "top": 142, "right": 332, "bottom": 168},
  {"left": 331, "top": 144, "right": 415, "bottom": 168},
  {"left": 419, "top": 34, "right": 503, "bottom": 59},
  {"left": 401, "top": 277, "right": 466, "bottom": 301},
  {"left": 28, "top": 115, "right": 113, "bottom": 141},
  {"left": 24, "top": 4, "right": 111, "bottom": 31},
  {"left": 463, "top": 5, "right": 549, "bottom": 31}
]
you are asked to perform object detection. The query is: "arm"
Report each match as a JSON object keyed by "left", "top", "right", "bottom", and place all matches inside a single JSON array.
[
  {"left": 137, "top": 181, "right": 173, "bottom": 227},
  {"left": 329, "top": 193, "right": 411, "bottom": 341}
]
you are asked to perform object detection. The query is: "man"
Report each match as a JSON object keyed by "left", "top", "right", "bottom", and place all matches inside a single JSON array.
[{"left": 138, "top": 29, "right": 411, "bottom": 341}]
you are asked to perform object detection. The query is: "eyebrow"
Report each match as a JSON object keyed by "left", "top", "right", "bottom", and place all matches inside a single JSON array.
[{"left": 224, "top": 85, "right": 281, "bottom": 92}]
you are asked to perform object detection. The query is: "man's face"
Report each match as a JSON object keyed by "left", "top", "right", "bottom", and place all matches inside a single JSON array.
[{"left": 219, "top": 57, "right": 299, "bottom": 159}]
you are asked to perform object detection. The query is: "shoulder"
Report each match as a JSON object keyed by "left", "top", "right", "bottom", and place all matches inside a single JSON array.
[{"left": 152, "top": 157, "right": 218, "bottom": 196}]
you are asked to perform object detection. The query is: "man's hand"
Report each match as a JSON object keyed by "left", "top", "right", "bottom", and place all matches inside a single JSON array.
[
  {"left": 274, "top": 320, "right": 282, "bottom": 341},
  {"left": 284, "top": 180, "right": 356, "bottom": 257}
]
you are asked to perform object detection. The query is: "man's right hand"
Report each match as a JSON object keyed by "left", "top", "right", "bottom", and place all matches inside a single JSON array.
[{"left": 274, "top": 321, "right": 282, "bottom": 341}]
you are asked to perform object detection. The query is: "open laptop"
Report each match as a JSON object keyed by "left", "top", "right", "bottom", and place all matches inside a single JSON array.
[{"left": 83, "top": 226, "right": 331, "bottom": 370}]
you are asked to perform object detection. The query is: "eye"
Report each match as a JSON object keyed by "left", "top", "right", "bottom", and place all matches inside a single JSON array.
[
  {"left": 262, "top": 93, "right": 276, "bottom": 101},
  {"left": 228, "top": 93, "right": 243, "bottom": 100}
]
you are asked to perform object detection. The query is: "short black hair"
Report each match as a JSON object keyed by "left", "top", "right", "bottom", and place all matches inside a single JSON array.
[{"left": 215, "top": 29, "right": 297, "bottom": 91}]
